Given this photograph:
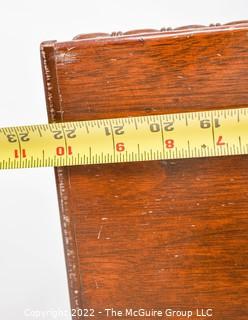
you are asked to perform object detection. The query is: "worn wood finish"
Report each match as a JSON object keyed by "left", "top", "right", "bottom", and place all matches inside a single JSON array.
[{"left": 41, "top": 22, "right": 248, "bottom": 319}]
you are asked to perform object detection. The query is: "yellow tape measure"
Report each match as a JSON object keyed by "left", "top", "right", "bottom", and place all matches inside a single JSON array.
[{"left": 0, "top": 107, "right": 247, "bottom": 170}]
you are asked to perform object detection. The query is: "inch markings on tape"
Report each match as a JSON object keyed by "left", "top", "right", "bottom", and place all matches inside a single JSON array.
[{"left": 0, "top": 107, "right": 247, "bottom": 170}]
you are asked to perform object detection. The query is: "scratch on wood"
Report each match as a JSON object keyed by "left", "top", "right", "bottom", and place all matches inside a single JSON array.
[
  {"left": 95, "top": 279, "right": 99, "bottom": 289},
  {"left": 97, "top": 225, "right": 103, "bottom": 239},
  {"left": 40, "top": 46, "right": 56, "bottom": 120},
  {"left": 56, "top": 168, "right": 81, "bottom": 313}
]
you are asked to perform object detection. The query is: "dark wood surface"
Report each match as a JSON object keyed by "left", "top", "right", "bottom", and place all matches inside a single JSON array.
[{"left": 41, "top": 21, "right": 248, "bottom": 319}]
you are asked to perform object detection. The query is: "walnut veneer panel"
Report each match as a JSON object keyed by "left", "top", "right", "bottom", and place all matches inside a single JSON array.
[{"left": 41, "top": 22, "right": 248, "bottom": 319}]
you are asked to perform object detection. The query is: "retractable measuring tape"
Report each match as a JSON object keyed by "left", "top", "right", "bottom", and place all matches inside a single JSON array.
[{"left": 0, "top": 107, "right": 247, "bottom": 170}]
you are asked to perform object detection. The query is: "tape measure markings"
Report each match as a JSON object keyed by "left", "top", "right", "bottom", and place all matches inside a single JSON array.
[{"left": 0, "top": 107, "right": 248, "bottom": 169}]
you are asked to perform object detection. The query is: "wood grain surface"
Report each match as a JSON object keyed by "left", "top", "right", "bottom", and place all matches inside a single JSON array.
[{"left": 41, "top": 22, "right": 248, "bottom": 320}]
